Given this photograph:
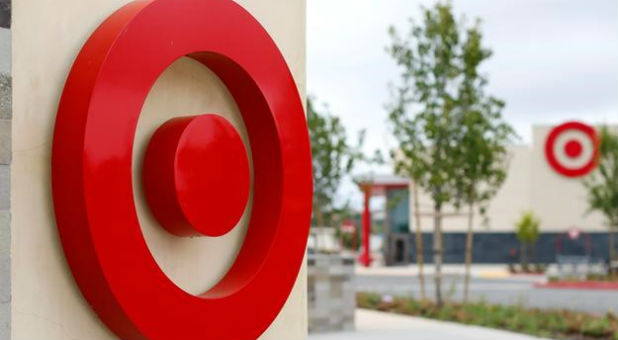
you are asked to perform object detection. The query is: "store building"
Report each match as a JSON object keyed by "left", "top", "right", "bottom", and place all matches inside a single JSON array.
[{"left": 371, "top": 123, "right": 616, "bottom": 265}]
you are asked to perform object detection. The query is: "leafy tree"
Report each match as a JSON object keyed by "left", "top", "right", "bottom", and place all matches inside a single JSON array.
[
  {"left": 515, "top": 211, "right": 540, "bottom": 269},
  {"left": 387, "top": 2, "right": 463, "bottom": 307},
  {"left": 307, "top": 97, "right": 364, "bottom": 228},
  {"left": 452, "top": 23, "right": 516, "bottom": 302},
  {"left": 582, "top": 126, "right": 618, "bottom": 261}
]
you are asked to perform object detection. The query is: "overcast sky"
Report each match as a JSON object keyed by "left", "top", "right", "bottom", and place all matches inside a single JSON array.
[{"left": 307, "top": 0, "right": 618, "bottom": 208}]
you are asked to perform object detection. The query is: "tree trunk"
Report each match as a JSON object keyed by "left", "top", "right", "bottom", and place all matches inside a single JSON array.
[
  {"left": 532, "top": 242, "right": 537, "bottom": 265},
  {"left": 433, "top": 202, "right": 443, "bottom": 307},
  {"left": 463, "top": 203, "right": 474, "bottom": 303},
  {"left": 609, "top": 225, "right": 618, "bottom": 278},
  {"left": 314, "top": 201, "right": 324, "bottom": 252},
  {"left": 413, "top": 182, "right": 426, "bottom": 300},
  {"left": 521, "top": 243, "right": 527, "bottom": 271},
  {"left": 609, "top": 227, "right": 616, "bottom": 262}
]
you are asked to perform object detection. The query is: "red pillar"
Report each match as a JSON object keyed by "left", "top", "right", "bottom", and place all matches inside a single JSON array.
[{"left": 358, "top": 185, "right": 372, "bottom": 267}]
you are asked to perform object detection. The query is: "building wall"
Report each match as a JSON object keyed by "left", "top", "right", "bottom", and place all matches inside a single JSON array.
[
  {"left": 10, "top": 0, "right": 306, "bottom": 339},
  {"left": 530, "top": 125, "right": 606, "bottom": 232},
  {"left": 412, "top": 125, "right": 611, "bottom": 234},
  {"left": 398, "top": 124, "right": 617, "bottom": 263},
  {"left": 407, "top": 232, "right": 611, "bottom": 264},
  {"left": 484, "top": 145, "right": 533, "bottom": 231}
]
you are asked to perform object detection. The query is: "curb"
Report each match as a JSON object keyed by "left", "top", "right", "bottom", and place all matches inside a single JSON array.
[{"left": 534, "top": 281, "right": 618, "bottom": 291}]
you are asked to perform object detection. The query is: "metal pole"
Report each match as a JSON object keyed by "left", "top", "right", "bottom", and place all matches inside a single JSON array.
[{"left": 359, "top": 185, "right": 372, "bottom": 267}]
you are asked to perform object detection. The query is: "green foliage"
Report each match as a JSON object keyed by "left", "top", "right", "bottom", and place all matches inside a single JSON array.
[
  {"left": 386, "top": 2, "right": 462, "bottom": 207},
  {"left": 582, "top": 316, "right": 615, "bottom": 338},
  {"left": 307, "top": 97, "right": 365, "bottom": 227},
  {"left": 357, "top": 292, "right": 618, "bottom": 339},
  {"left": 452, "top": 22, "right": 516, "bottom": 219},
  {"left": 548, "top": 273, "right": 618, "bottom": 282},
  {"left": 583, "top": 126, "right": 618, "bottom": 229},
  {"left": 386, "top": 1, "right": 463, "bottom": 307},
  {"left": 387, "top": 1, "right": 515, "bottom": 214},
  {"left": 515, "top": 211, "right": 540, "bottom": 245},
  {"left": 386, "top": 1, "right": 513, "bottom": 306},
  {"left": 515, "top": 211, "right": 540, "bottom": 267},
  {"left": 338, "top": 230, "right": 358, "bottom": 250},
  {"left": 356, "top": 292, "right": 381, "bottom": 309}
]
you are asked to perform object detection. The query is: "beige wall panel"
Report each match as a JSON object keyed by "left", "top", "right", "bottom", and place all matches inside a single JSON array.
[
  {"left": 482, "top": 145, "right": 533, "bottom": 231},
  {"left": 412, "top": 146, "right": 532, "bottom": 233}
]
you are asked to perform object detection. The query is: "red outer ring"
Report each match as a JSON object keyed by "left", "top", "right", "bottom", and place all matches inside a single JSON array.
[
  {"left": 51, "top": 0, "right": 312, "bottom": 339},
  {"left": 544, "top": 121, "right": 598, "bottom": 177}
]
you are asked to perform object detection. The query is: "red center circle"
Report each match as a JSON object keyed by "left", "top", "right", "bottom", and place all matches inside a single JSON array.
[
  {"left": 143, "top": 114, "right": 250, "bottom": 237},
  {"left": 564, "top": 139, "right": 582, "bottom": 159}
]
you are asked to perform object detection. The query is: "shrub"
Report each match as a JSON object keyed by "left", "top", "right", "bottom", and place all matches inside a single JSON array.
[{"left": 357, "top": 292, "right": 618, "bottom": 339}]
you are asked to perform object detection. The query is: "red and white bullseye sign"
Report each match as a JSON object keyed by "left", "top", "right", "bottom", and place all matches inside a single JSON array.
[
  {"left": 51, "top": 0, "right": 312, "bottom": 339},
  {"left": 544, "top": 121, "right": 598, "bottom": 177}
]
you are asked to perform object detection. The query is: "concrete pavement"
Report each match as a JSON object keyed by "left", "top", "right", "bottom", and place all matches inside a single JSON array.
[
  {"left": 356, "top": 263, "right": 525, "bottom": 279},
  {"left": 354, "top": 264, "right": 618, "bottom": 315},
  {"left": 309, "top": 309, "right": 555, "bottom": 340}
]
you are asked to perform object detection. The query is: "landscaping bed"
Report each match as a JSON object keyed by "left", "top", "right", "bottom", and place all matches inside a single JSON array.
[
  {"left": 357, "top": 292, "right": 618, "bottom": 340},
  {"left": 508, "top": 263, "right": 547, "bottom": 275},
  {"left": 549, "top": 274, "right": 618, "bottom": 283},
  {"left": 535, "top": 281, "right": 618, "bottom": 291},
  {"left": 538, "top": 274, "right": 618, "bottom": 290}
]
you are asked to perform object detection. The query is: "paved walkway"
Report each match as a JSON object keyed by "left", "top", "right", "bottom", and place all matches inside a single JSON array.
[
  {"left": 355, "top": 267, "right": 618, "bottom": 315},
  {"left": 309, "top": 309, "right": 555, "bottom": 340},
  {"left": 355, "top": 263, "right": 528, "bottom": 280}
]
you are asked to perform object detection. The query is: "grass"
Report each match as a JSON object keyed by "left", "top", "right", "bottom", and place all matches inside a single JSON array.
[{"left": 357, "top": 292, "right": 618, "bottom": 340}]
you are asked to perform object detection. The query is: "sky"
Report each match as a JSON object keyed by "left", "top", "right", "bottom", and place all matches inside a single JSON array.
[{"left": 307, "top": 0, "right": 618, "bottom": 209}]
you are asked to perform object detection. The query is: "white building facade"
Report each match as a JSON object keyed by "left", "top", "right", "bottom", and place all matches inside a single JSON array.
[{"left": 384, "top": 124, "right": 616, "bottom": 264}]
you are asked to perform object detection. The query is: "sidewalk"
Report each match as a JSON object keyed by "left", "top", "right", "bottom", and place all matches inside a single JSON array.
[
  {"left": 356, "top": 264, "right": 534, "bottom": 280},
  {"left": 309, "top": 309, "right": 555, "bottom": 340}
]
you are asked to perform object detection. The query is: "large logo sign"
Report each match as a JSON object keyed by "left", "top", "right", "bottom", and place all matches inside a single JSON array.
[
  {"left": 544, "top": 121, "right": 598, "bottom": 177},
  {"left": 51, "top": 0, "right": 312, "bottom": 339}
]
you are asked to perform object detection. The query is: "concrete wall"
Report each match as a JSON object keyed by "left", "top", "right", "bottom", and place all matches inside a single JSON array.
[
  {"left": 10, "top": 0, "right": 306, "bottom": 339},
  {"left": 0, "top": 1, "right": 10, "bottom": 337},
  {"left": 307, "top": 254, "right": 355, "bottom": 333}
]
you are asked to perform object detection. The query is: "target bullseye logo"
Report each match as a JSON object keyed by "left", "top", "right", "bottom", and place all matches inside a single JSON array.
[
  {"left": 545, "top": 121, "right": 598, "bottom": 177},
  {"left": 51, "top": 0, "right": 312, "bottom": 339}
]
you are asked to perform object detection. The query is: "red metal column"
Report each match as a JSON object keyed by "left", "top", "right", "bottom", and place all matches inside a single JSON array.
[{"left": 358, "top": 185, "right": 372, "bottom": 267}]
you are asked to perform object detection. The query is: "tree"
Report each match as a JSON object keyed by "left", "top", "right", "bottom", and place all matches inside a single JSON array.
[
  {"left": 515, "top": 211, "right": 540, "bottom": 270},
  {"left": 411, "top": 181, "right": 426, "bottom": 300},
  {"left": 387, "top": 2, "right": 463, "bottom": 307},
  {"left": 582, "top": 126, "right": 618, "bottom": 262},
  {"left": 307, "top": 97, "right": 364, "bottom": 229},
  {"left": 452, "top": 24, "right": 516, "bottom": 303}
]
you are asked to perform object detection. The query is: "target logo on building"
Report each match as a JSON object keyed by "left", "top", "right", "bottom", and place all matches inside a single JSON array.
[
  {"left": 544, "top": 121, "right": 598, "bottom": 177},
  {"left": 51, "top": 0, "right": 312, "bottom": 339}
]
